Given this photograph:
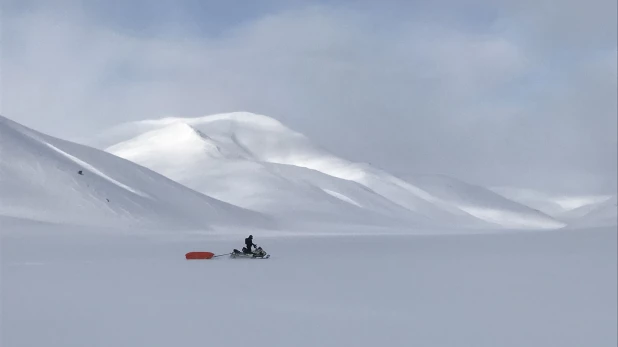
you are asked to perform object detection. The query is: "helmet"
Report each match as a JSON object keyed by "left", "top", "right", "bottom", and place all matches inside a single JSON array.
[{"left": 249, "top": 235, "right": 253, "bottom": 239}]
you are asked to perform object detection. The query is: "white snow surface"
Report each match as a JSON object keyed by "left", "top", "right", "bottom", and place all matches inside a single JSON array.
[
  {"left": 487, "top": 186, "right": 576, "bottom": 216},
  {"left": 2, "top": 221, "right": 616, "bottom": 347},
  {"left": 491, "top": 186, "right": 617, "bottom": 226},
  {"left": 0, "top": 115, "right": 272, "bottom": 229},
  {"left": 490, "top": 186, "right": 613, "bottom": 215},
  {"left": 103, "top": 112, "right": 565, "bottom": 229},
  {"left": 560, "top": 196, "right": 618, "bottom": 228}
]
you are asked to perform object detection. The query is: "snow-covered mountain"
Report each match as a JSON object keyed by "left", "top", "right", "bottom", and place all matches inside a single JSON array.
[
  {"left": 99, "top": 112, "right": 565, "bottom": 229},
  {"left": 103, "top": 122, "right": 417, "bottom": 227},
  {"left": 488, "top": 186, "right": 577, "bottom": 216},
  {"left": 7, "top": 111, "right": 607, "bottom": 230},
  {"left": 400, "top": 174, "right": 571, "bottom": 229},
  {"left": 559, "top": 195, "right": 617, "bottom": 228},
  {"left": 0, "top": 115, "right": 272, "bottom": 229},
  {"left": 490, "top": 186, "right": 617, "bottom": 226}
]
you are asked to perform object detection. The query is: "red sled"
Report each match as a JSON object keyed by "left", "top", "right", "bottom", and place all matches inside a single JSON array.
[{"left": 185, "top": 251, "right": 215, "bottom": 260}]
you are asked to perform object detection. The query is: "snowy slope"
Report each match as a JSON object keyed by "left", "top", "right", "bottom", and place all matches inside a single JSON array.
[
  {"left": 560, "top": 196, "right": 617, "bottom": 227},
  {"left": 103, "top": 122, "right": 424, "bottom": 227},
  {"left": 488, "top": 186, "right": 575, "bottom": 216},
  {"left": 0, "top": 115, "right": 272, "bottom": 229},
  {"left": 102, "top": 112, "right": 563, "bottom": 229},
  {"left": 490, "top": 186, "right": 617, "bottom": 227},
  {"left": 402, "top": 174, "right": 567, "bottom": 229}
]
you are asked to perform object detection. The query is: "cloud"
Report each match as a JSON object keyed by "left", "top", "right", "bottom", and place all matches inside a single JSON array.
[
  {"left": 499, "top": 0, "right": 617, "bottom": 49},
  {"left": 1, "top": 1, "right": 616, "bottom": 194}
]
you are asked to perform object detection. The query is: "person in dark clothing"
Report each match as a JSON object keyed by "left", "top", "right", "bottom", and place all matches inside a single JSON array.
[{"left": 243, "top": 235, "right": 257, "bottom": 254}]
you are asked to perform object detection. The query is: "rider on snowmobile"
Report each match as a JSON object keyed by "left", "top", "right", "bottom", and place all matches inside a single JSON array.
[{"left": 243, "top": 235, "right": 257, "bottom": 254}]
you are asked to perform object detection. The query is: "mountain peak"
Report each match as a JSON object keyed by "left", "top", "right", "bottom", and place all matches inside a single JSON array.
[
  {"left": 136, "top": 112, "right": 291, "bottom": 134},
  {"left": 107, "top": 121, "right": 225, "bottom": 161}
]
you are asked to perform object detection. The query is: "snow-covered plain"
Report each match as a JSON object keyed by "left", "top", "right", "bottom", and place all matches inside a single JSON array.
[
  {"left": 1, "top": 113, "right": 616, "bottom": 347},
  {"left": 2, "top": 222, "right": 616, "bottom": 347}
]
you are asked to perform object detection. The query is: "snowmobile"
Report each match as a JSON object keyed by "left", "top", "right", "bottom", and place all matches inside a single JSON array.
[{"left": 230, "top": 246, "right": 270, "bottom": 259}]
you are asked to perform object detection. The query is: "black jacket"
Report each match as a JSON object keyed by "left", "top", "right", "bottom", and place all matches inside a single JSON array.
[{"left": 245, "top": 237, "right": 256, "bottom": 250}]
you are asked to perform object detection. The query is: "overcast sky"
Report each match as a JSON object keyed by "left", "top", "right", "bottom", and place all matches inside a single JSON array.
[{"left": 1, "top": 0, "right": 616, "bottom": 194}]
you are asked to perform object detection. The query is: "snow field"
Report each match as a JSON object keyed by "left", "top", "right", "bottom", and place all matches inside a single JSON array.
[{"left": 2, "top": 224, "right": 616, "bottom": 347}]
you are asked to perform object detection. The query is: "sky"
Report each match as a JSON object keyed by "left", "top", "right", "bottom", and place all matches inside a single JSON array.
[{"left": 1, "top": 0, "right": 616, "bottom": 194}]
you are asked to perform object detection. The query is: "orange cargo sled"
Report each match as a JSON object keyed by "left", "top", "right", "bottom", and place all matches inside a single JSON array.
[{"left": 185, "top": 251, "right": 215, "bottom": 260}]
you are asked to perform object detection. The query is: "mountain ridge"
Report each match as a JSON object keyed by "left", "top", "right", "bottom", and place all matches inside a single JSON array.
[{"left": 100, "top": 112, "right": 567, "bottom": 229}]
